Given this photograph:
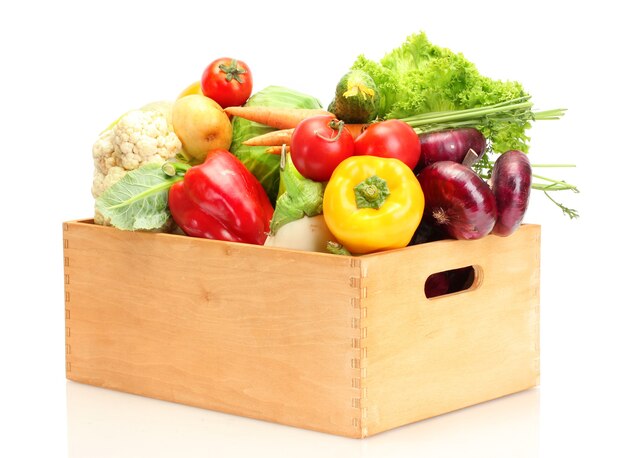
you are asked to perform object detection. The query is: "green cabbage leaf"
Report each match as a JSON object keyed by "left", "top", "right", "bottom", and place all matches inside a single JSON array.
[{"left": 229, "top": 86, "right": 323, "bottom": 204}]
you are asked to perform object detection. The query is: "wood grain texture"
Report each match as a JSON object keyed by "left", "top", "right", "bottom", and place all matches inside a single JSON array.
[
  {"left": 63, "top": 220, "right": 540, "bottom": 438},
  {"left": 63, "top": 220, "right": 363, "bottom": 437},
  {"left": 358, "top": 224, "right": 540, "bottom": 436}
]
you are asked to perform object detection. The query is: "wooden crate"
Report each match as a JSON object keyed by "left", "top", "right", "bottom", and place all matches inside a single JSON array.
[{"left": 62, "top": 219, "right": 540, "bottom": 438}]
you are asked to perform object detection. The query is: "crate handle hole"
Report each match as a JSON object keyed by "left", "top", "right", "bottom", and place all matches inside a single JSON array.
[{"left": 424, "top": 265, "right": 482, "bottom": 299}]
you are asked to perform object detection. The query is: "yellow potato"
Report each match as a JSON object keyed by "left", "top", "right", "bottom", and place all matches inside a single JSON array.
[{"left": 172, "top": 95, "right": 232, "bottom": 163}]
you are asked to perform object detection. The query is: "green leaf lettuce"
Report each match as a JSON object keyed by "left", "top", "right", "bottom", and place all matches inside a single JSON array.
[{"left": 351, "top": 32, "right": 531, "bottom": 152}]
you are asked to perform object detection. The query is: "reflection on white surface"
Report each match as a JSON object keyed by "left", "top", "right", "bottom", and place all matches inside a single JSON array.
[{"left": 67, "top": 381, "right": 538, "bottom": 458}]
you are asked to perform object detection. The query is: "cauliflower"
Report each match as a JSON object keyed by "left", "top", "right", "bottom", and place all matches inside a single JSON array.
[{"left": 92, "top": 101, "right": 182, "bottom": 225}]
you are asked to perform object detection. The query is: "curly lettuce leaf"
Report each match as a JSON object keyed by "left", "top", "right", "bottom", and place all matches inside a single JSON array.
[
  {"left": 352, "top": 32, "right": 530, "bottom": 152},
  {"left": 230, "top": 86, "right": 323, "bottom": 204}
]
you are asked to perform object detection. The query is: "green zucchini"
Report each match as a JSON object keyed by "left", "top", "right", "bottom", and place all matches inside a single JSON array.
[{"left": 328, "top": 70, "right": 379, "bottom": 123}]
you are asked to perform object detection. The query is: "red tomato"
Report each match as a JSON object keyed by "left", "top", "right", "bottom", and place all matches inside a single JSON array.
[
  {"left": 354, "top": 120, "right": 421, "bottom": 170},
  {"left": 200, "top": 58, "right": 253, "bottom": 108},
  {"left": 290, "top": 115, "right": 355, "bottom": 182}
]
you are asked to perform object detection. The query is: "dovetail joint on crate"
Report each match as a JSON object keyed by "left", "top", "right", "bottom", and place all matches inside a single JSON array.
[
  {"left": 63, "top": 223, "right": 71, "bottom": 374},
  {"left": 349, "top": 259, "right": 368, "bottom": 436}
]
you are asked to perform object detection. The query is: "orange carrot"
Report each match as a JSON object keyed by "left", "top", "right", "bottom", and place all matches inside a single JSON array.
[
  {"left": 265, "top": 145, "right": 290, "bottom": 155},
  {"left": 244, "top": 123, "right": 369, "bottom": 148},
  {"left": 243, "top": 128, "right": 294, "bottom": 147},
  {"left": 344, "top": 123, "right": 369, "bottom": 139},
  {"left": 224, "top": 106, "right": 332, "bottom": 129}
]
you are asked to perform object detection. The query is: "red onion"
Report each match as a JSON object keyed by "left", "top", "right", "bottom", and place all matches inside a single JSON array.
[
  {"left": 416, "top": 128, "right": 486, "bottom": 171},
  {"left": 491, "top": 150, "right": 532, "bottom": 236},
  {"left": 417, "top": 161, "right": 497, "bottom": 240}
]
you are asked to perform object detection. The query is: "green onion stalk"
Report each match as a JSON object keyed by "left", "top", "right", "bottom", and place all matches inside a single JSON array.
[{"left": 397, "top": 97, "right": 578, "bottom": 218}]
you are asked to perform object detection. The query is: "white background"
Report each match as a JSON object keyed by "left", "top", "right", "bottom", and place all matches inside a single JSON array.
[{"left": 1, "top": 1, "right": 624, "bottom": 456}]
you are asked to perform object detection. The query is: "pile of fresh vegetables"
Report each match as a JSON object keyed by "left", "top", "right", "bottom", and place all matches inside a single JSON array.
[{"left": 93, "top": 33, "right": 576, "bottom": 261}]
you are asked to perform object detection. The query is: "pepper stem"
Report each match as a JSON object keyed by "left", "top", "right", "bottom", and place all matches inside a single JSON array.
[
  {"left": 162, "top": 161, "right": 191, "bottom": 177},
  {"left": 362, "top": 184, "right": 380, "bottom": 200},
  {"left": 354, "top": 175, "right": 390, "bottom": 209}
]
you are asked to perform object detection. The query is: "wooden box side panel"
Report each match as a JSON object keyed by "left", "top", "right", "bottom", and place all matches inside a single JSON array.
[
  {"left": 63, "top": 221, "right": 364, "bottom": 438},
  {"left": 361, "top": 225, "right": 540, "bottom": 436}
]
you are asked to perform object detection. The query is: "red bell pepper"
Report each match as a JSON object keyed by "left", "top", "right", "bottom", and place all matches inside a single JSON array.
[{"left": 168, "top": 150, "right": 274, "bottom": 245}]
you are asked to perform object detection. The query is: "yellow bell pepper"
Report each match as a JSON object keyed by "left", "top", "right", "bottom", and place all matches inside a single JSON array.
[{"left": 323, "top": 156, "right": 424, "bottom": 254}]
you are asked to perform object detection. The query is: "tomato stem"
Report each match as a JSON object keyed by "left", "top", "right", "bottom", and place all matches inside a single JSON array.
[
  {"left": 218, "top": 59, "right": 247, "bottom": 84},
  {"left": 315, "top": 119, "right": 345, "bottom": 142}
]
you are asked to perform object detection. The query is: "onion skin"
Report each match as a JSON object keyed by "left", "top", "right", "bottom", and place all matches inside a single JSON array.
[
  {"left": 416, "top": 128, "right": 486, "bottom": 171},
  {"left": 417, "top": 161, "right": 497, "bottom": 240},
  {"left": 491, "top": 150, "right": 532, "bottom": 237}
]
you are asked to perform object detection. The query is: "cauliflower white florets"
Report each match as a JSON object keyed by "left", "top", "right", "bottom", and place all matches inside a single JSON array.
[{"left": 92, "top": 101, "right": 182, "bottom": 225}]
